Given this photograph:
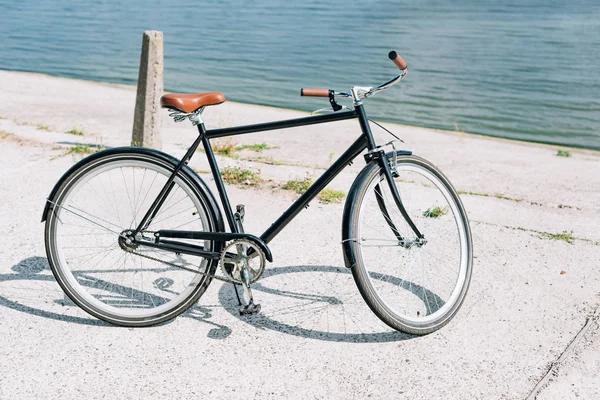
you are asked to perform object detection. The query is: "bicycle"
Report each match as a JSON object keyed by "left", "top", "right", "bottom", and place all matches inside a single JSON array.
[{"left": 42, "top": 51, "right": 473, "bottom": 335}]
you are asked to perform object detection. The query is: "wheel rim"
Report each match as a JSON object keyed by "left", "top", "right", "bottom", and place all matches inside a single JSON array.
[
  {"left": 47, "top": 156, "right": 214, "bottom": 322},
  {"left": 355, "top": 159, "right": 470, "bottom": 327}
]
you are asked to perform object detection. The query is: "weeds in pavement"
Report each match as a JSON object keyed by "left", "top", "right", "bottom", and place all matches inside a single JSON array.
[
  {"left": 213, "top": 138, "right": 238, "bottom": 157},
  {"left": 237, "top": 143, "right": 278, "bottom": 152},
  {"left": 37, "top": 125, "right": 50, "bottom": 131},
  {"left": 212, "top": 140, "right": 279, "bottom": 158},
  {"left": 66, "top": 144, "right": 103, "bottom": 155},
  {"left": 318, "top": 189, "right": 345, "bottom": 204},
  {"left": 458, "top": 190, "right": 493, "bottom": 197},
  {"left": 556, "top": 150, "right": 571, "bottom": 157},
  {"left": 282, "top": 176, "right": 313, "bottom": 194},
  {"left": 493, "top": 193, "right": 523, "bottom": 202},
  {"left": 540, "top": 231, "right": 576, "bottom": 244},
  {"left": 423, "top": 206, "right": 449, "bottom": 218},
  {"left": 51, "top": 144, "right": 105, "bottom": 160},
  {"left": 66, "top": 128, "right": 85, "bottom": 136},
  {"left": 221, "top": 166, "right": 262, "bottom": 186}
]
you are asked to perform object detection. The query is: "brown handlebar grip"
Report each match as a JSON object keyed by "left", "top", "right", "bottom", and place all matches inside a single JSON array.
[
  {"left": 301, "top": 88, "right": 330, "bottom": 97},
  {"left": 388, "top": 51, "right": 407, "bottom": 70}
]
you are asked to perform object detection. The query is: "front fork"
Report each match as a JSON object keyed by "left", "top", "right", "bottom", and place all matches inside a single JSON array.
[{"left": 368, "top": 150, "right": 424, "bottom": 242}]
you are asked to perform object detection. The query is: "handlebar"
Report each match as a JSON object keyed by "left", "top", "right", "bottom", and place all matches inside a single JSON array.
[
  {"left": 388, "top": 51, "right": 407, "bottom": 70},
  {"left": 301, "top": 50, "right": 408, "bottom": 100},
  {"left": 301, "top": 88, "right": 330, "bottom": 97}
]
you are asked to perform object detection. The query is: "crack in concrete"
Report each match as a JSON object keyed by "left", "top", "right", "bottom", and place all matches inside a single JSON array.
[
  {"left": 471, "top": 220, "right": 600, "bottom": 246},
  {"left": 525, "top": 303, "right": 600, "bottom": 399}
]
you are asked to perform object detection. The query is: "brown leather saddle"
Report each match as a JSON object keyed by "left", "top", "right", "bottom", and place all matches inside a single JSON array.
[{"left": 160, "top": 92, "right": 225, "bottom": 113}]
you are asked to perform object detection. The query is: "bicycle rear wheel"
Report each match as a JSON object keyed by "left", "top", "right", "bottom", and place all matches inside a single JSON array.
[
  {"left": 346, "top": 154, "right": 472, "bottom": 335},
  {"left": 44, "top": 150, "right": 220, "bottom": 326}
]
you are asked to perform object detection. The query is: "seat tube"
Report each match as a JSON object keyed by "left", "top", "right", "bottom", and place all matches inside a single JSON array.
[
  {"left": 200, "top": 126, "right": 238, "bottom": 233},
  {"left": 354, "top": 103, "right": 377, "bottom": 150}
]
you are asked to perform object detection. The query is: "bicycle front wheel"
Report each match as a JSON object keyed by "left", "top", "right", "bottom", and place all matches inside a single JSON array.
[
  {"left": 346, "top": 154, "right": 472, "bottom": 335},
  {"left": 44, "top": 150, "right": 220, "bottom": 326}
]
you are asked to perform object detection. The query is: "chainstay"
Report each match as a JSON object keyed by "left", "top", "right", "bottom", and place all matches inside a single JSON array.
[{"left": 47, "top": 198, "right": 238, "bottom": 284}]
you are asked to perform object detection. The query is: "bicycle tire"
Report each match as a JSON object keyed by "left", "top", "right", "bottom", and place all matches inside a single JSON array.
[
  {"left": 344, "top": 154, "right": 473, "bottom": 335},
  {"left": 44, "top": 148, "right": 222, "bottom": 327}
]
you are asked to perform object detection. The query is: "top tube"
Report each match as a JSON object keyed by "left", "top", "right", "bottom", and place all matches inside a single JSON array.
[{"left": 204, "top": 110, "right": 357, "bottom": 140}]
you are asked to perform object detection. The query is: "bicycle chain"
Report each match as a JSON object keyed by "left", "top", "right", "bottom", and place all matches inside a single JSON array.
[{"left": 127, "top": 248, "right": 238, "bottom": 284}]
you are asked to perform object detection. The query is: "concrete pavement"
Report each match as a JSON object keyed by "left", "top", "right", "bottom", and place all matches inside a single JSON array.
[{"left": 0, "top": 70, "right": 599, "bottom": 399}]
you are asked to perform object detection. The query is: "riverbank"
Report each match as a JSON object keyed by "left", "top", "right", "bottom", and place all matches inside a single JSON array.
[{"left": 1, "top": 70, "right": 599, "bottom": 399}]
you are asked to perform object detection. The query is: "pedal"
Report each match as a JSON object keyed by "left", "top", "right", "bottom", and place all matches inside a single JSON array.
[{"left": 239, "top": 302, "right": 261, "bottom": 315}]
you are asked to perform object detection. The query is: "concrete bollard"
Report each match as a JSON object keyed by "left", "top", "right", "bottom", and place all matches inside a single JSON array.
[{"left": 132, "top": 31, "right": 163, "bottom": 149}]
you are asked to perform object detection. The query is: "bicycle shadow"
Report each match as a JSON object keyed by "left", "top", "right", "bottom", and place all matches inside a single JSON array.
[
  {"left": 218, "top": 265, "right": 433, "bottom": 343},
  {"left": 0, "top": 256, "right": 233, "bottom": 339},
  {"left": 2, "top": 258, "right": 439, "bottom": 343}
]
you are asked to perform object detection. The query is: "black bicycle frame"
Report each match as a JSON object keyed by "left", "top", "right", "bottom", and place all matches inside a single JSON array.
[{"left": 133, "top": 103, "right": 422, "bottom": 258}]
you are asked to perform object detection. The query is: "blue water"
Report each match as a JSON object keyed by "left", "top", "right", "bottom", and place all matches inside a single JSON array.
[{"left": 1, "top": 0, "right": 599, "bottom": 149}]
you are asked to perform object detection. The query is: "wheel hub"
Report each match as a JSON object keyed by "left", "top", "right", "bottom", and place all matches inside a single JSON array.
[{"left": 118, "top": 230, "right": 139, "bottom": 252}]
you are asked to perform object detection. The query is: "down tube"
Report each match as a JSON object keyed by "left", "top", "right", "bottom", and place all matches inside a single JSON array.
[{"left": 260, "top": 135, "right": 368, "bottom": 244}]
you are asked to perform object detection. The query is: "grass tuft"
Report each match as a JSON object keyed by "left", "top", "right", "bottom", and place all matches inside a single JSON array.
[
  {"left": 493, "top": 193, "right": 523, "bottom": 202},
  {"left": 236, "top": 143, "right": 278, "bottom": 152},
  {"left": 212, "top": 141, "right": 279, "bottom": 158},
  {"left": 212, "top": 138, "right": 238, "bottom": 157},
  {"left": 65, "top": 144, "right": 104, "bottom": 156},
  {"left": 37, "top": 125, "right": 50, "bottom": 131},
  {"left": 556, "top": 150, "right": 571, "bottom": 157},
  {"left": 221, "top": 166, "right": 262, "bottom": 186},
  {"left": 282, "top": 177, "right": 313, "bottom": 194},
  {"left": 318, "top": 189, "right": 346, "bottom": 204},
  {"left": 423, "top": 206, "right": 448, "bottom": 218},
  {"left": 65, "top": 128, "right": 85, "bottom": 136},
  {"left": 458, "top": 190, "right": 490, "bottom": 197},
  {"left": 52, "top": 144, "right": 106, "bottom": 160},
  {"left": 540, "top": 231, "right": 576, "bottom": 244}
]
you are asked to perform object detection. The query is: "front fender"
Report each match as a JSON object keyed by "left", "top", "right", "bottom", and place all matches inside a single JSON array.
[{"left": 41, "top": 147, "right": 224, "bottom": 238}]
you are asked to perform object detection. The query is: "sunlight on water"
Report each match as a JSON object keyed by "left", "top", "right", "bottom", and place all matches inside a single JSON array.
[{"left": 0, "top": 0, "right": 598, "bottom": 149}]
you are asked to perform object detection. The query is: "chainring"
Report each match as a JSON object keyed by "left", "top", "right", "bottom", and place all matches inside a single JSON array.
[{"left": 219, "top": 239, "right": 266, "bottom": 284}]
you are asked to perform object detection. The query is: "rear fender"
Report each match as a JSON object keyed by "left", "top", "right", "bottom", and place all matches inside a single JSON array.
[{"left": 41, "top": 147, "right": 225, "bottom": 237}]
